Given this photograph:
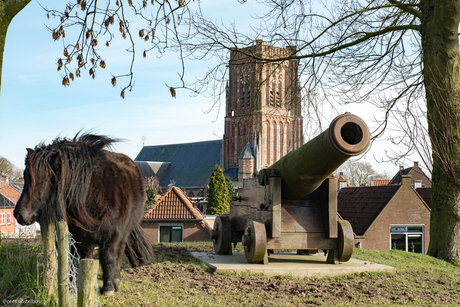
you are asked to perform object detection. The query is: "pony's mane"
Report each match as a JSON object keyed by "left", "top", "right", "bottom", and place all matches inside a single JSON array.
[{"left": 27, "top": 133, "right": 120, "bottom": 228}]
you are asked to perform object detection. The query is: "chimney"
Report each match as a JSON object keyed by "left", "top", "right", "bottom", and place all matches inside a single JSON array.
[
  {"left": 401, "top": 175, "right": 411, "bottom": 186},
  {"left": 369, "top": 175, "right": 374, "bottom": 186},
  {"left": 414, "top": 161, "right": 419, "bottom": 168},
  {"left": 0, "top": 176, "right": 9, "bottom": 185}
]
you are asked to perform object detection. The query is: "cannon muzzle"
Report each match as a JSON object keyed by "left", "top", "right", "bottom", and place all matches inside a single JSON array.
[{"left": 260, "top": 113, "right": 370, "bottom": 200}]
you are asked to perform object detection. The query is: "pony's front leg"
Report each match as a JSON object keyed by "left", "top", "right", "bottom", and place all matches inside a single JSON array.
[{"left": 99, "top": 244, "right": 119, "bottom": 296}]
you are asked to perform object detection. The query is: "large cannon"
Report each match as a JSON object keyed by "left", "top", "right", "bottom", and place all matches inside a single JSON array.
[{"left": 211, "top": 113, "right": 370, "bottom": 264}]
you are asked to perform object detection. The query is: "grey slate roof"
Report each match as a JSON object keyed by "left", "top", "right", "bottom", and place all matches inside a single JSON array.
[
  {"left": 416, "top": 187, "right": 431, "bottom": 209},
  {"left": 389, "top": 167, "right": 412, "bottom": 185},
  {"left": 135, "top": 140, "right": 222, "bottom": 189},
  {"left": 223, "top": 167, "right": 238, "bottom": 181},
  {"left": 239, "top": 142, "right": 255, "bottom": 159},
  {"left": 0, "top": 193, "right": 15, "bottom": 208}
]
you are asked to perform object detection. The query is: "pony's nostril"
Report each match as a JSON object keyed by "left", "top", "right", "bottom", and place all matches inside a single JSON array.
[{"left": 15, "top": 213, "right": 24, "bottom": 224}]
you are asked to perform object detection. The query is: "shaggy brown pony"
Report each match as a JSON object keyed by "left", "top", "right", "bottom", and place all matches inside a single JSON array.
[{"left": 14, "top": 133, "right": 153, "bottom": 296}]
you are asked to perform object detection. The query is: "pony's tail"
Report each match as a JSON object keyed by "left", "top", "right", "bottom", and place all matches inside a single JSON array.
[{"left": 125, "top": 224, "right": 153, "bottom": 267}]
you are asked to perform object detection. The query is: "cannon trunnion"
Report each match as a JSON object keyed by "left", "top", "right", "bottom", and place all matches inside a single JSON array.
[{"left": 211, "top": 113, "right": 370, "bottom": 264}]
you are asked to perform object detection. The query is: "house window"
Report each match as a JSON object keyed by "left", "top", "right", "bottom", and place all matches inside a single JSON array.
[
  {"left": 7, "top": 213, "right": 11, "bottom": 225},
  {"left": 159, "top": 225, "right": 183, "bottom": 243},
  {"left": 390, "top": 225, "right": 424, "bottom": 254},
  {"left": 0, "top": 213, "right": 5, "bottom": 225}
]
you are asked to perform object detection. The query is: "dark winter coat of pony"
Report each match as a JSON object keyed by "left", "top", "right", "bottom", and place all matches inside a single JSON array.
[{"left": 13, "top": 134, "right": 153, "bottom": 296}]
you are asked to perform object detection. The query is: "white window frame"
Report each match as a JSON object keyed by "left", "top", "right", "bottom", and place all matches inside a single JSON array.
[
  {"left": 390, "top": 225, "right": 424, "bottom": 254},
  {"left": 158, "top": 223, "right": 184, "bottom": 243},
  {"left": 6, "top": 212, "right": 11, "bottom": 225},
  {"left": 0, "top": 213, "right": 5, "bottom": 225}
]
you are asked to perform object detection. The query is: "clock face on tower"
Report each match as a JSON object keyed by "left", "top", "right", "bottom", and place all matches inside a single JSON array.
[
  {"left": 239, "top": 66, "right": 251, "bottom": 85},
  {"left": 272, "top": 68, "right": 282, "bottom": 84}
]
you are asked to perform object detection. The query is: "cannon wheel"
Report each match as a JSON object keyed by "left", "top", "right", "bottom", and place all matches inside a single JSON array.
[
  {"left": 242, "top": 220, "right": 267, "bottom": 263},
  {"left": 212, "top": 215, "right": 232, "bottom": 255},
  {"left": 338, "top": 219, "right": 354, "bottom": 262}
]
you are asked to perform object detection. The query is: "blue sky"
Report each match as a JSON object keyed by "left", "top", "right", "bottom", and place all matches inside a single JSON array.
[{"left": 0, "top": 0, "right": 424, "bottom": 176}]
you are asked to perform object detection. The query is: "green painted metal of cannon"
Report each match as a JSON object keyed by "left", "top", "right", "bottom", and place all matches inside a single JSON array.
[{"left": 211, "top": 113, "right": 370, "bottom": 264}]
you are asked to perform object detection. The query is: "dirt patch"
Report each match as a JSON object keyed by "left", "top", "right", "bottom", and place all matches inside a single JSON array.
[{"left": 108, "top": 244, "right": 459, "bottom": 306}]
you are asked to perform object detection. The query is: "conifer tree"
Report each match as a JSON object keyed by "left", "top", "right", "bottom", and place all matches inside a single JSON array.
[
  {"left": 206, "top": 165, "right": 230, "bottom": 215},
  {"left": 144, "top": 186, "right": 157, "bottom": 214}
]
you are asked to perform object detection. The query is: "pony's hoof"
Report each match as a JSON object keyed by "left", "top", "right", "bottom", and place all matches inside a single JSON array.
[{"left": 103, "top": 290, "right": 115, "bottom": 296}]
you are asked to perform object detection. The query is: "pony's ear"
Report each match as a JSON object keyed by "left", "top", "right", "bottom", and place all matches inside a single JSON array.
[{"left": 26, "top": 148, "right": 34, "bottom": 155}]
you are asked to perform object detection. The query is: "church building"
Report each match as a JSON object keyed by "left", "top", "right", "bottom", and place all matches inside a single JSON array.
[{"left": 135, "top": 40, "right": 304, "bottom": 196}]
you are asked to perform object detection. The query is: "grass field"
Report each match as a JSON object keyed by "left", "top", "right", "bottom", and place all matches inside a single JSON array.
[{"left": 1, "top": 240, "right": 460, "bottom": 306}]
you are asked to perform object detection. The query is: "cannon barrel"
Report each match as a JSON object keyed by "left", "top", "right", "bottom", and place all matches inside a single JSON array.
[{"left": 261, "top": 113, "right": 370, "bottom": 200}]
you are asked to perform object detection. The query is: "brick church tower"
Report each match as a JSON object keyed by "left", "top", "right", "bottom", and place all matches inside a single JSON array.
[{"left": 223, "top": 40, "right": 304, "bottom": 176}]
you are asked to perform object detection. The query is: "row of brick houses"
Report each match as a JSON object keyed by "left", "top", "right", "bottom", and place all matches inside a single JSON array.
[{"left": 143, "top": 162, "right": 432, "bottom": 255}]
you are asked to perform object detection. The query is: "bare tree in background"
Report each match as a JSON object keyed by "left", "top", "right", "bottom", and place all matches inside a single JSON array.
[
  {"left": 0, "top": 157, "right": 14, "bottom": 177},
  {"left": 336, "top": 161, "right": 392, "bottom": 187},
  {"left": 0, "top": 156, "right": 22, "bottom": 182},
  {"left": 386, "top": 102, "right": 433, "bottom": 175}
]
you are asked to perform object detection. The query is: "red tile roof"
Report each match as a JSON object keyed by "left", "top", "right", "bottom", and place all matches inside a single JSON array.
[
  {"left": 338, "top": 185, "right": 400, "bottom": 236},
  {"left": 144, "top": 186, "right": 203, "bottom": 220},
  {"left": 0, "top": 181, "right": 20, "bottom": 207},
  {"left": 372, "top": 179, "right": 390, "bottom": 186}
]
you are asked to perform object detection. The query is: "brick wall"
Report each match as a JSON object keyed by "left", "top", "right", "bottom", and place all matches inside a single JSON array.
[
  {"left": 355, "top": 176, "right": 431, "bottom": 253},
  {"left": 142, "top": 220, "right": 210, "bottom": 243},
  {"left": 0, "top": 208, "right": 15, "bottom": 235}
]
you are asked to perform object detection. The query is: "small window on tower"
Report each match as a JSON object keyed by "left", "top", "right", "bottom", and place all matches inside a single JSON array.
[
  {"left": 246, "top": 91, "right": 251, "bottom": 107},
  {"left": 241, "top": 91, "right": 245, "bottom": 108},
  {"left": 269, "top": 91, "right": 274, "bottom": 106},
  {"left": 231, "top": 110, "right": 234, "bottom": 116}
]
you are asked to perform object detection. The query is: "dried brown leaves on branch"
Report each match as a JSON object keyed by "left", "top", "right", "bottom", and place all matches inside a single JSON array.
[{"left": 45, "top": 0, "right": 192, "bottom": 98}]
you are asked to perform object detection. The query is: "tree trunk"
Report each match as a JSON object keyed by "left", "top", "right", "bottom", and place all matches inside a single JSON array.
[
  {"left": 0, "top": 0, "right": 31, "bottom": 93},
  {"left": 421, "top": 0, "right": 460, "bottom": 263}
]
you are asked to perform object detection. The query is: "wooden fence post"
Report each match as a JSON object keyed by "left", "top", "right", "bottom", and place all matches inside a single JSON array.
[
  {"left": 40, "top": 221, "right": 57, "bottom": 302},
  {"left": 57, "top": 221, "right": 70, "bottom": 307},
  {"left": 77, "top": 259, "right": 99, "bottom": 307}
]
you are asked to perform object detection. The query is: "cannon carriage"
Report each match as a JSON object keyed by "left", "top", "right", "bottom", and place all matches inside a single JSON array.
[{"left": 211, "top": 113, "right": 370, "bottom": 264}]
